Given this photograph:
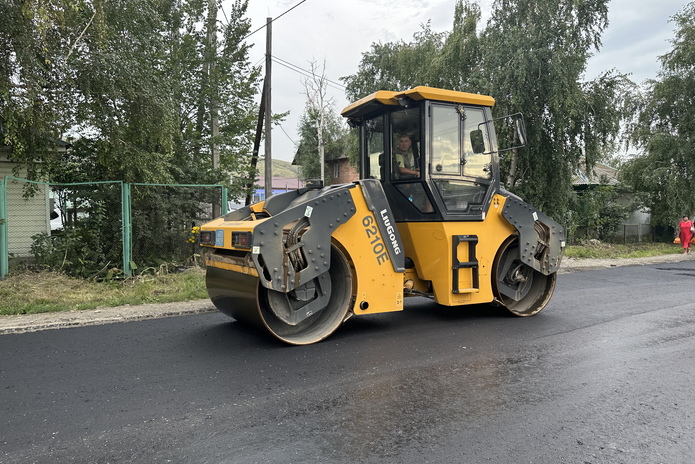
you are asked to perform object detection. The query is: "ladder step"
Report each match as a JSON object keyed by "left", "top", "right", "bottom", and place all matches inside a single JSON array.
[{"left": 453, "top": 288, "right": 480, "bottom": 294}]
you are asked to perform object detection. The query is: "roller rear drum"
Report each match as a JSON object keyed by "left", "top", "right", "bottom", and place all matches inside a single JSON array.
[{"left": 492, "top": 236, "right": 557, "bottom": 316}]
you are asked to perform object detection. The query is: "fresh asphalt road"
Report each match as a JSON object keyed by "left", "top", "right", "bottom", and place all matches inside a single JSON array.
[{"left": 1, "top": 261, "right": 695, "bottom": 464}]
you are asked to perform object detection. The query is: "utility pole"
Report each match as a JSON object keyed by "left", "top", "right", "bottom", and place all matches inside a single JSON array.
[
  {"left": 246, "top": 80, "right": 266, "bottom": 206},
  {"left": 207, "top": 0, "right": 220, "bottom": 217},
  {"left": 264, "top": 17, "right": 273, "bottom": 200}
]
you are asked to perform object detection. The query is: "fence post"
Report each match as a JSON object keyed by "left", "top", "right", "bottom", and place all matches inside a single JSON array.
[
  {"left": 221, "top": 186, "right": 228, "bottom": 215},
  {"left": 0, "top": 177, "right": 7, "bottom": 279},
  {"left": 121, "top": 182, "right": 132, "bottom": 276}
]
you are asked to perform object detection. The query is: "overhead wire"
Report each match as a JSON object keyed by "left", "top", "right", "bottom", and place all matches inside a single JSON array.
[
  {"left": 231, "top": 0, "right": 346, "bottom": 94},
  {"left": 271, "top": 56, "right": 346, "bottom": 91},
  {"left": 279, "top": 125, "right": 298, "bottom": 147},
  {"left": 270, "top": 55, "right": 345, "bottom": 151},
  {"left": 242, "top": 0, "right": 308, "bottom": 40},
  {"left": 219, "top": 0, "right": 228, "bottom": 24},
  {"left": 271, "top": 58, "right": 345, "bottom": 93},
  {"left": 234, "top": 0, "right": 346, "bottom": 155}
]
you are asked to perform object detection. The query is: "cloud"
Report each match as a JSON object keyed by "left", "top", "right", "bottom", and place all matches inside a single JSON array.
[{"left": 585, "top": 0, "right": 683, "bottom": 82}]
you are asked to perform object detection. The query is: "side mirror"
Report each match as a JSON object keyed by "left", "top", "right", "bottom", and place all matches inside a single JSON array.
[
  {"left": 491, "top": 112, "right": 527, "bottom": 154},
  {"left": 470, "top": 130, "right": 486, "bottom": 154},
  {"left": 515, "top": 116, "right": 526, "bottom": 146}
]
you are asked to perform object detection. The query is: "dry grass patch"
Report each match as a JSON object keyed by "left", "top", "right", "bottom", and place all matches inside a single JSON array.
[
  {"left": 0, "top": 269, "right": 207, "bottom": 316},
  {"left": 565, "top": 241, "right": 680, "bottom": 259}
]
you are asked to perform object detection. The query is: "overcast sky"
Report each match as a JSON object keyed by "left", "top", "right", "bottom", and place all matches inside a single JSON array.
[{"left": 237, "top": 0, "right": 688, "bottom": 162}]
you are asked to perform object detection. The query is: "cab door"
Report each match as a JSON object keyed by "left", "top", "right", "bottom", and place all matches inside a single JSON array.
[{"left": 427, "top": 103, "right": 499, "bottom": 221}]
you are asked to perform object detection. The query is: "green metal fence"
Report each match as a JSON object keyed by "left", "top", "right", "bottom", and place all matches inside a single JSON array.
[{"left": 0, "top": 176, "right": 228, "bottom": 279}]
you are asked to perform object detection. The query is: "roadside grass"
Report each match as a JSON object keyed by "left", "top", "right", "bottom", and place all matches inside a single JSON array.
[
  {"left": 563, "top": 241, "right": 680, "bottom": 259},
  {"left": 0, "top": 268, "right": 207, "bottom": 316},
  {"left": 0, "top": 241, "right": 683, "bottom": 316}
]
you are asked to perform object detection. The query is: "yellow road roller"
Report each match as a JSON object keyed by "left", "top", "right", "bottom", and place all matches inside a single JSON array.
[{"left": 199, "top": 86, "right": 565, "bottom": 345}]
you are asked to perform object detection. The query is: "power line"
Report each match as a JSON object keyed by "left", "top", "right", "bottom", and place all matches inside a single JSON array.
[
  {"left": 271, "top": 56, "right": 346, "bottom": 91},
  {"left": 219, "top": 0, "right": 228, "bottom": 24},
  {"left": 271, "top": 58, "right": 343, "bottom": 91},
  {"left": 279, "top": 124, "right": 298, "bottom": 147},
  {"left": 242, "top": 0, "right": 308, "bottom": 41}
]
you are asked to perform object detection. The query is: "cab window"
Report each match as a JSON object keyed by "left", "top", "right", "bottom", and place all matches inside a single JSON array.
[{"left": 364, "top": 116, "right": 385, "bottom": 181}]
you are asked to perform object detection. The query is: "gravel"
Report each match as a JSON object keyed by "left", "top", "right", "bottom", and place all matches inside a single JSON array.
[{"left": 1, "top": 252, "right": 692, "bottom": 334}]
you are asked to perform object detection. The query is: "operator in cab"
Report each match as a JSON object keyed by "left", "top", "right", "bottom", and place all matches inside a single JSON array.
[{"left": 394, "top": 134, "right": 419, "bottom": 178}]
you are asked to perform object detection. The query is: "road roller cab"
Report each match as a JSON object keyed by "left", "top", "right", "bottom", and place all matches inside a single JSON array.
[{"left": 200, "top": 86, "right": 565, "bottom": 345}]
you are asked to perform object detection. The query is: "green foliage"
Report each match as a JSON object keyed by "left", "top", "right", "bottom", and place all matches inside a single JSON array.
[
  {"left": 31, "top": 225, "right": 120, "bottom": 280},
  {"left": 343, "top": 2, "right": 484, "bottom": 99},
  {"left": 2, "top": 1, "right": 264, "bottom": 280},
  {"left": 480, "top": 0, "right": 631, "bottom": 222},
  {"left": 570, "top": 186, "right": 634, "bottom": 242},
  {"left": 26, "top": 180, "right": 217, "bottom": 279},
  {"left": 30, "top": 183, "right": 124, "bottom": 278},
  {"left": 1, "top": 0, "right": 260, "bottom": 197},
  {"left": 621, "top": 3, "right": 695, "bottom": 228},
  {"left": 130, "top": 184, "right": 218, "bottom": 267},
  {"left": 295, "top": 105, "right": 352, "bottom": 183},
  {"left": 342, "top": 25, "right": 447, "bottom": 99}
]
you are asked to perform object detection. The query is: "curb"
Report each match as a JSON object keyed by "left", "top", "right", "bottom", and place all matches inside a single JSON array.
[{"left": 0, "top": 300, "right": 216, "bottom": 335}]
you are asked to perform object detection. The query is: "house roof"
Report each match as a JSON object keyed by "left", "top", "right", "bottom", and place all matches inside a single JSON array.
[
  {"left": 572, "top": 160, "right": 620, "bottom": 187},
  {"left": 254, "top": 176, "right": 305, "bottom": 190},
  {"left": 291, "top": 143, "right": 347, "bottom": 165}
]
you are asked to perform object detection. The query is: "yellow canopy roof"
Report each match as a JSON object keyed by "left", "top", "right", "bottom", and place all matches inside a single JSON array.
[{"left": 341, "top": 86, "right": 495, "bottom": 119}]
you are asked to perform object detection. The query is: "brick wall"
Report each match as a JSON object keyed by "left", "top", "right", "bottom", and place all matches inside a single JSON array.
[{"left": 329, "top": 159, "right": 359, "bottom": 185}]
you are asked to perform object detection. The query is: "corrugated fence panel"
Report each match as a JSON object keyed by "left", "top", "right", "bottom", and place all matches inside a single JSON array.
[{"left": 5, "top": 177, "right": 50, "bottom": 257}]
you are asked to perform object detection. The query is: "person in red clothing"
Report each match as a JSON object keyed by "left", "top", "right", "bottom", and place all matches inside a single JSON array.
[{"left": 678, "top": 215, "right": 694, "bottom": 254}]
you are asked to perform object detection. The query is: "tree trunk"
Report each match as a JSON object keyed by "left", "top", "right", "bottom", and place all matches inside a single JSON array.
[{"left": 506, "top": 147, "right": 518, "bottom": 188}]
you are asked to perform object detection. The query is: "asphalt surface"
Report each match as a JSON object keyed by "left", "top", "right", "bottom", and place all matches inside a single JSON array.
[{"left": 1, "top": 255, "right": 694, "bottom": 463}]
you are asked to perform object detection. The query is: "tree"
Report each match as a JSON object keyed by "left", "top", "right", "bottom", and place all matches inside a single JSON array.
[
  {"left": 301, "top": 60, "right": 331, "bottom": 182},
  {"left": 167, "top": 0, "right": 261, "bottom": 199},
  {"left": 479, "top": 0, "right": 630, "bottom": 222},
  {"left": 571, "top": 185, "right": 633, "bottom": 242},
  {"left": 0, "top": 0, "right": 87, "bottom": 180},
  {"left": 621, "top": 2, "right": 695, "bottom": 229},
  {"left": 295, "top": 106, "right": 350, "bottom": 183},
  {"left": 295, "top": 60, "right": 351, "bottom": 183},
  {"left": 1, "top": 0, "right": 260, "bottom": 193},
  {"left": 342, "top": 0, "right": 631, "bottom": 222},
  {"left": 435, "top": 1, "right": 485, "bottom": 91},
  {"left": 1, "top": 0, "right": 262, "bottom": 276}
]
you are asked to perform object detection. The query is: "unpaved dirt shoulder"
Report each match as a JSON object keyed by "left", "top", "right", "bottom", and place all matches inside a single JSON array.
[{"left": 1, "top": 253, "right": 693, "bottom": 334}]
